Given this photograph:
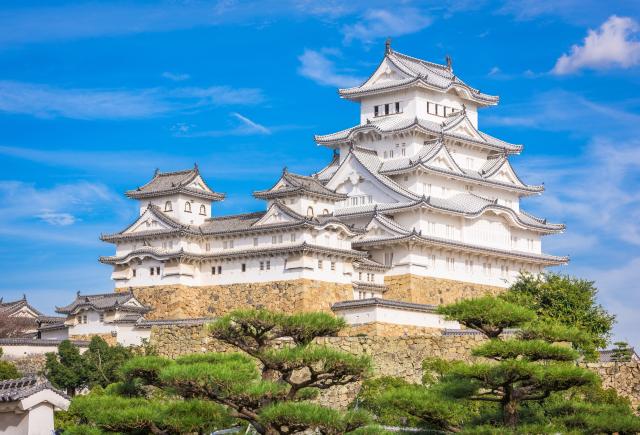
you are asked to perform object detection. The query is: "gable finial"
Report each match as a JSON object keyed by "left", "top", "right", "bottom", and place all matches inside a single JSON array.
[
  {"left": 385, "top": 37, "right": 392, "bottom": 54},
  {"left": 446, "top": 55, "right": 452, "bottom": 71},
  {"left": 193, "top": 162, "right": 199, "bottom": 172},
  {"left": 282, "top": 166, "right": 288, "bottom": 175},
  {"left": 22, "top": 293, "right": 26, "bottom": 301},
  {"left": 154, "top": 168, "right": 160, "bottom": 177}
]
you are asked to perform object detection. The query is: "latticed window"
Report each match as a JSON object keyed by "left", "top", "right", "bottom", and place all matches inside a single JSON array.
[
  {"left": 184, "top": 202, "right": 192, "bottom": 213},
  {"left": 199, "top": 204, "right": 206, "bottom": 215}
]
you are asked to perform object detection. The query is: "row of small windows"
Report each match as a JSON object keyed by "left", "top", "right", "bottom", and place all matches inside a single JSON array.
[
  {"left": 426, "top": 102, "right": 459, "bottom": 118},
  {"left": 317, "top": 260, "right": 336, "bottom": 270},
  {"left": 374, "top": 101, "right": 401, "bottom": 117},
  {"left": 306, "top": 207, "right": 329, "bottom": 217},
  {"left": 164, "top": 201, "right": 207, "bottom": 215},
  {"left": 382, "top": 143, "right": 407, "bottom": 159},
  {"left": 204, "top": 234, "right": 299, "bottom": 252},
  {"left": 357, "top": 272, "right": 376, "bottom": 282}
]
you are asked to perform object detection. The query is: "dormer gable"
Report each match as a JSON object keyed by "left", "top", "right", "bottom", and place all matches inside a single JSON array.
[
  {"left": 421, "top": 142, "right": 466, "bottom": 175},
  {"left": 123, "top": 205, "right": 183, "bottom": 235},
  {"left": 364, "top": 213, "right": 410, "bottom": 238},
  {"left": 482, "top": 157, "right": 529, "bottom": 187},
  {"left": 253, "top": 201, "right": 305, "bottom": 227}
]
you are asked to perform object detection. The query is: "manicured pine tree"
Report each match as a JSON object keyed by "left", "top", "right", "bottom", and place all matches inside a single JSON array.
[
  {"left": 436, "top": 296, "right": 598, "bottom": 427},
  {"left": 610, "top": 341, "right": 633, "bottom": 362},
  {"left": 68, "top": 309, "right": 374, "bottom": 435}
]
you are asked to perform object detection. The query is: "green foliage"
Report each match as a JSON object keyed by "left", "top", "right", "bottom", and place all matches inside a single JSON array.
[
  {"left": 610, "top": 341, "right": 633, "bottom": 362},
  {"left": 70, "top": 309, "right": 371, "bottom": 435},
  {"left": 504, "top": 273, "right": 615, "bottom": 351},
  {"left": 70, "top": 393, "right": 233, "bottom": 434},
  {"left": 354, "top": 377, "right": 414, "bottom": 426},
  {"left": 45, "top": 340, "right": 88, "bottom": 395},
  {"left": 437, "top": 296, "right": 535, "bottom": 337},
  {"left": 84, "top": 336, "right": 133, "bottom": 387},
  {"left": 259, "top": 402, "right": 371, "bottom": 434},
  {"left": 0, "top": 360, "right": 20, "bottom": 381},
  {"left": 472, "top": 339, "right": 578, "bottom": 361},
  {"left": 45, "top": 337, "right": 133, "bottom": 395}
]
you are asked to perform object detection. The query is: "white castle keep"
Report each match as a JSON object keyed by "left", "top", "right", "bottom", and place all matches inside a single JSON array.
[{"left": 99, "top": 43, "right": 567, "bottom": 303}]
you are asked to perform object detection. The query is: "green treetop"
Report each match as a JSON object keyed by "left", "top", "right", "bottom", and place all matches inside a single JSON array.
[{"left": 67, "top": 309, "right": 373, "bottom": 435}]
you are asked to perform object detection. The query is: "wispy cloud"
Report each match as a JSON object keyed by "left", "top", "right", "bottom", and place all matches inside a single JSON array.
[
  {"left": 36, "top": 211, "right": 76, "bottom": 226},
  {"left": 0, "top": 81, "right": 264, "bottom": 120},
  {"left": 553, "top": 15, "right": 640, "bottom": 75},
  {"left": 298, "top": 49, "right": 364, "bottom": 88},
  {"left": 0, "top": 180, "right": 121, "bottom": 242},
  {"left": 162, "top": 72, "right": 191, "bottom": 82},
  {"left": 342, "top": 8, "right": 432, "bottom": 45},
  {"left": 483, "top": 89, "right": 640, "bottom": 138},
  {"left": 173, "top": 112, "right": 272, "bottom": 138}
]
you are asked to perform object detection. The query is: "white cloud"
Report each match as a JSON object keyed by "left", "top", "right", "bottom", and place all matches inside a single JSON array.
[
  {"left": 342, "top": 8, "right": 432, "bottom": 44},
  {"left": 298, "top": 49, "right": 364, "bottom": 88},
  {"left": 174, "top": 112, "right": 273, "bottom": 137},
  {"left": 36, "top": 211, "right": 76, "bottom": 226},
  {"left": 162, "top": 72, "right": 190, "bottom": 82},
  {"left": 483, "top": 89, "right": 640, "bottom": 138},
  {"left": 553, "top": 15, "right": 640, "bottom": 75},
  {"left": 231, "top": 112, "right": 271, "bottom": 135},
  {"left": 0, "top": 180, "right": 121, "bottom": 239},
  {"left": 0, "top": 81, "right": 264, "bottom": 120}
]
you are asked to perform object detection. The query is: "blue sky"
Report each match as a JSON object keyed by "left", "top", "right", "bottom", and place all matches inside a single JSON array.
[{"left": 1, "top": 0, "right": 639, "bottom": 346}]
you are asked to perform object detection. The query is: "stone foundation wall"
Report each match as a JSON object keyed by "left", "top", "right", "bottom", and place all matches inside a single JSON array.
[
  {"left": 119, "top": 279, "right": 353, "bottom": 319},
  {"left": 340, "top": 322, "right": 442, "bottom": 337},
  {"left": 384, "top": 274, "right": 504, "bottom": 305},
  {"left": 149, "top": 326, "right": 640, "bottom": 410},
  {"left": 1, "top": 354, "right": 47, "bottom": 375},
  {"left": 583, "top": 362, "right": 640, "bottom": 409},
  {"left": 69, "top": 333, "right": 117, "bottom": 345}
]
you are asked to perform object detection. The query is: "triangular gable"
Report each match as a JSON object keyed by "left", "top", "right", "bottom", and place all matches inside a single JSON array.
[
  {"left": 253, "top": 202, "right": 304, "bottom": 226},
  {"left": 483, "top": 159, "right": 526, "bottom": 187},
  {"left": 421, "top": 143, "right": 465, "bottom": 175},
  {"left": 124, "top": 207, "right": 179, "bottom": 234},
  {"left": 366, "top": 56, "right": 412, "bottom": 87},
  {"left": 186, "top": 174, "right": 214, "bottom": 192},
  {"left": 365, "top": 214, "right": 410, "bottom": 238},
  {"left": 326, "top": 150, "right": 417, "bottom": 203},
  {"left": 444, "top": 113, "right": 485, "bottom": 142}
]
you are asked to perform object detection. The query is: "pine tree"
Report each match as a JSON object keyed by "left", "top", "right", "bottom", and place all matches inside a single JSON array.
[
  {"left": 610, "top": 341, "right": 633, "bottom": 362},
  {"left": 436, "top": 296, "right": 598, "bottom": 427},
  {"left": 68, "top": 310, "right": 373, "bottom": 435}
]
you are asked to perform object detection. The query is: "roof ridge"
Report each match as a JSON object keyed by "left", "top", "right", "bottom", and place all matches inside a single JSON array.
[{"left": 208, "top": 211, "right": 266, "bottom": 221}]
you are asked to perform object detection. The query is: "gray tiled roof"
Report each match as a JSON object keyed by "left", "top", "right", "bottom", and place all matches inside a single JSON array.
[
  {"left": 56, "top": 291, "right": 151, "bottom": 315},
  {"left": 314, "top": 152, "right": 341, "bottom": 182},
  {"left": 353, "top": 257, "right": 390, "bottom": 271},
  {"left": 315, "top": 112, "right": 521, "bottom": 153},
  {"left": 102, "top": 202, "right": 362, "bottom": 243},
  {"left": 352, "top": 281, "right": 388, "bottom": 292},
  {"left": 135, "top": 317, "right": 216, "bottom": 328},
  {"left": 0, "top": 338, "right": 89, "bottom": 347},
  {"left": 125, "top": 166, "right": 225, "bottom": 201},
  {"left": 353, "top": 230, "right": 568, "bottom": 265},
  {"left": 36, "top": 315, "right": 66, "bottom": 324},
  {"left": 100, "top": 241, "right": 368, "bottom": 265},
  {"left": 332, "top": 298, "right": 437, "bottom": 313},
  {"left": 339, "top": 49, "right": 498, "bottom": 106},
  {"left": 598, "top": 348, "right": 639, "bottom": 362},
  {"left": 0, "top": 295, "right": 43, "bottom": 317},
  {"left": 0, "top": 375, "right": 69, "bottom": 402},
  {"left": 378, "top": 140, "right": 543, "bottom": 194},
  {"left": 338, "top": 193, "right": 563, "bottom": 233},
  {"left": 254, "top": 169, "right": 347, "bottom": 200}
]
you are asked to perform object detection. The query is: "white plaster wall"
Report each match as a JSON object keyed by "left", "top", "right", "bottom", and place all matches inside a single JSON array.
[
  {"left": 336, "top": 305, "right": 460, "bottom": 329},
  {"left": 117, "top": 325, "right": 151, "bottom": 347},
  {"left": 26, "top": 402, "right": 54, "bottom": 435},
  {"left": 39, "top": 328, "right": 69, "bottom": 341},
  {"left": 0, "top": 411, "right": 27, "bottom": 435},
  {"left": 67, "top": 310, "right": 115, "bottom": 336},
  {"left": 144, "top": 193, "right": 212, "bottom": 226}
]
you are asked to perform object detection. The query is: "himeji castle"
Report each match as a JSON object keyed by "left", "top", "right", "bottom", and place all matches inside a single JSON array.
[{"left": 99, "top": 42, "right": 567, "bottom": 324}]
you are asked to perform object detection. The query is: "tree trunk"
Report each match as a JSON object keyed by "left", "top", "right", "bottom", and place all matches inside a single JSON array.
[{"left": 503, "top": 398, "right": 519, "bottom": 427}]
